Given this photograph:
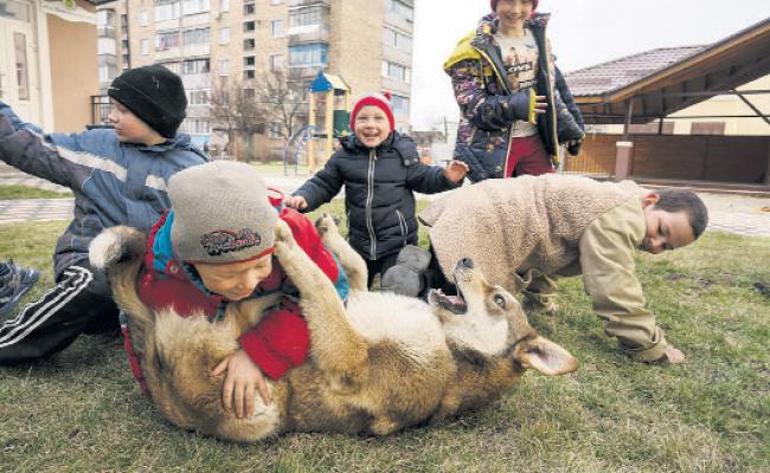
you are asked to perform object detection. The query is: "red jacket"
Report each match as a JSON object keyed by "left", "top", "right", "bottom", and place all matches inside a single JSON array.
[{"left": 124, "top": 207, "right": 343, "bottom": 390}]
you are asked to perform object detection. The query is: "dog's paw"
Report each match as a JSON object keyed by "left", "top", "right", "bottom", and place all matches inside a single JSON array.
[{"left": 314, "top": 213, "right": 340, "bottom": 237}]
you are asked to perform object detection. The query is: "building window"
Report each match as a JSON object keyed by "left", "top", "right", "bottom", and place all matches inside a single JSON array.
[
  {"left": 218, "top": 59, "right": 230, "bottom": 76},
  {"left": 243, "top": 88, "right": 255, "bottom": 98},
  {"left": 244, "top": 70, "right": 255, "bottom": 80},
  {"left": 159, "top": 61, "right": 181, "bottom": 74},
  {"left": 14, "top": 32, "right": 29, "bottom": 100},
  {"left": 180, "top": 118, "right": 210, "bottom": 134},
  {"left": 219, "top": 27, "right": 230, "bottom": 44},
  {"left": 391, "top": 94, "right": 409, "bottom": 115},
  {"left": 244, "top": 56, "right": 256, "bottom": 68},
  {"left": 269, "top": 54, "right": 284, "bottom": 72},
  {"left": 182, "top": 58, "right": 210, "bottom": 75},
  {"left": 139, "top": 9, "right": 149, "bottom": 26},
  {"left": 189, "top": 90, "right": 209, "bottom": 105},
  {"left": 154, "top": 0, "right": 179, "bottom": 22},
  {"left": 243, "top": 1, "right": 255, "bottom": 15},
  {"left": 244, "top": 38, "right": 255, "bottom": 50},
  {"left": 155, "top": 30, "right": 179, "bottom": 51},
  {"left": 140, "top": 38, "right": 150, "bottom": 55},
  {"left": 289, "top": 43, "right": 328, "bottom": 67},
  {"left": 383, "top": 27, "right": 412, "bottom": 51},
  {"left": 690, "top": 122, "right": 726, "bottom": 135},
  {"left": 182, "top": 0, "right": 210, "bottom": 16},
  {"left": 387, "top": 0, "right": 413, "bottom": 22},
  {"left": 219, "top": 0, "right": 229, "bottom": 11},
  {"left": 268, "top": 122, "right": 282, "bottom": 139},
  {"left": 290, "top": 7, "right": 321, "bottom": 27},
  {"left": 183, "top": 27, "right": 210, "bottom": 45},
  {"left": 271, "top": 19, "right": 284, "bottom": 37},
  {"left": 381, "top": 60, "right": 410, "bottom": 83},
  {"left": 0, "top": 1, "right": 31, "bottom": 22},
  {"left": 244, "top": 21, "right": 255, "bottom": 32}
]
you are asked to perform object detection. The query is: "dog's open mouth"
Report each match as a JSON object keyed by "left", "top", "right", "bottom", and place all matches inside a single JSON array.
[{"left": 430, "top": 288, "right": 468, "bottom": 315}]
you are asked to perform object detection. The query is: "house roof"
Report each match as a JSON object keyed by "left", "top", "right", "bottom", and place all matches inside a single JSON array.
[
  {"left": 566, "top": 46, "right": 706, "bottom": 97},
  {"left": 566, "top": 17, "right": 770, "bottom": 124}
]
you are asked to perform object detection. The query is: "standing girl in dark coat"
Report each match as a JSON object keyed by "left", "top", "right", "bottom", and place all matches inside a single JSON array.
[
  {"left": 445, "top": 0, "right": 585, "bottom": 181},
  {"left": 285, "top": 93, "right": 468, "bottom": 288}
]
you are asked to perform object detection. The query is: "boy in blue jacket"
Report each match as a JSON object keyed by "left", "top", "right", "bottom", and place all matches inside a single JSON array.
[{"left": 0, "top": 65, "right": 207, "bottom": 363}]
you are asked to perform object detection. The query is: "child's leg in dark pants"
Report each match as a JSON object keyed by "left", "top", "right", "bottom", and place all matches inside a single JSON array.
[
  {"left": 0, "top": 262, "right": 119, "bottom": 364},
  {"left": 366, "top": 253, "right": 399, "bottom": 289}
]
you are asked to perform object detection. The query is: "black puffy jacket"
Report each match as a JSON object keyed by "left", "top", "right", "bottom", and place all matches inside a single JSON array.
[{"left": 293, "top": 132, "right": 460, "bottom": 260}]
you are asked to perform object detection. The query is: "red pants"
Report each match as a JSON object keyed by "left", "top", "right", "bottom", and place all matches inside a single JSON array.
[{"left": 504, "top": 134, "right": 554, "bottom": 178}]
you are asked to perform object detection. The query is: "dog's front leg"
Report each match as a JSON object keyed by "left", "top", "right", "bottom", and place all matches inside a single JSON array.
[
  {"left": 315, "top": 214, "right": 368, "bottom": 292},
  {"left": 273, "top": 220, "right": 367, "bottom": 380}
]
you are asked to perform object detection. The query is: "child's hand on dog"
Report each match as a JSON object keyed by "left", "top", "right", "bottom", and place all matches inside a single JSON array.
[
  {"left": 443, "top": 160, "right": 469, "bottom": 184},
  {"left": 285, "top": 195, "right": 308, "bottom": 210},
  {"left": 212, "top": 349, "right": 272, "bottom": 418}
]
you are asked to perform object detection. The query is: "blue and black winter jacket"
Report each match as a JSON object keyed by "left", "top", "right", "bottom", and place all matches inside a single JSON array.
[{"left": 0, "top": 102, "right": 207, "bottom": 278}]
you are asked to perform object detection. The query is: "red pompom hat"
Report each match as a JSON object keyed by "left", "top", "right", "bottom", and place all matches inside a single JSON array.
[
  {"left": 349, "top": 92, "right": 395, "bottom": 132},
  {"left": 491, "top": 0, "right": 539, "bottom": 12}
]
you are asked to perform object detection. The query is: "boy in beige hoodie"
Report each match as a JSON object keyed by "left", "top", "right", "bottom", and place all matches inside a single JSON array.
[{"left": 412, "top": 174, "right": 708, "bottom": 364}]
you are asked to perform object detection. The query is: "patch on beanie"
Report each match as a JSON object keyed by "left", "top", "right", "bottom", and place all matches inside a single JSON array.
[{"left": 200, "top": 229, "right": 262, "bottom": 257}]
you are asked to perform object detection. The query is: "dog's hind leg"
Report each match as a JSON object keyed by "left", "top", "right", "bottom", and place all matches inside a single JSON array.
[
  {"left": 315, "top": 213, "right": 368, "bottom": 292},
  {"left": 273, "top": 220, "right": 367, "bottom": 381}
]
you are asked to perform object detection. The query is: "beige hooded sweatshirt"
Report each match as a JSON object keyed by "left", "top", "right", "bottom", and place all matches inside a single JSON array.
[{"left": 419, "top": 174, "right": 667, "bottom": 361}]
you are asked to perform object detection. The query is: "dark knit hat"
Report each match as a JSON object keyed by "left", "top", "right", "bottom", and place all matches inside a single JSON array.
[
  {"left": 491, "top": 0, "right": 539, "bottom": 12},
  {"left": 349, "top": 92, "right": 395, "bottom": 132},
  {"left": 108, "top": 65, "right": 187, "bottom": 139},
  {"left": 169, "top": 161, "right": 277, "bottom": 264}
]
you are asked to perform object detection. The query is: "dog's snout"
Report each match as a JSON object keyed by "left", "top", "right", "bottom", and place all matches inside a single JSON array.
[{"left": 459, "top": 258, "right": 474, "bottom": 269}]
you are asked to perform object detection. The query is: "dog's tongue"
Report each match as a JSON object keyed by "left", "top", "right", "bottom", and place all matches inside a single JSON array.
[{"left": 446, "top": 295, "right": 464, "bottom": 306}]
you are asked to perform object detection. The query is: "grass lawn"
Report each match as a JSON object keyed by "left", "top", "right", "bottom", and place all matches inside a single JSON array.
[
  {"left": 0, "top": 184, "right": 72, "bottom": 200},
  {"left": 0, "top": 204, "right": 768, "bottom": 473}
]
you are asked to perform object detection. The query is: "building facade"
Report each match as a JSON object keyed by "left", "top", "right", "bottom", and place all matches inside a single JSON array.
[
  {"left": 1, "top": 0, "right": 100, "bottom": 132},
  {"left": 96, "top": 0, "right": 415, "bottom": 157}
]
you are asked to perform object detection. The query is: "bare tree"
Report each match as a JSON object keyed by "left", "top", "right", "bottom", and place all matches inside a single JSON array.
[
  {"left": 209, "top": 77, "right": 264, "bottom": 161},
  {"left": 253, "top": 68, "right": 308, "bottom": 145}
]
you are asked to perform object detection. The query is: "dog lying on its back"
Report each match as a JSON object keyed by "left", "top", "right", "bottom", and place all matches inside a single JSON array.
[{"left": 90, "top": 214, "right": 577, "bottom": 442}]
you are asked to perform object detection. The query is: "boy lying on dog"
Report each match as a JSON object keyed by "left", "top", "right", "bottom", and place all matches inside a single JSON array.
[
  {"left": 117, "top": 161, "right": 348, "bottom": 418},
  {"left": 388, "top": 174, "right": 708, "bottom": 365}
]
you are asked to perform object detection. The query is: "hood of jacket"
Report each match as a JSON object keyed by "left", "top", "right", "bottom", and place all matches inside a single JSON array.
[{"left": 444, "top": 12, "right": 551, "bottom": 71}]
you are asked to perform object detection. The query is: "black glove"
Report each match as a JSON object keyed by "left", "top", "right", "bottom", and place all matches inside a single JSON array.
[{"left": 505, "top": 89, "right": 536, "bottom": 123}]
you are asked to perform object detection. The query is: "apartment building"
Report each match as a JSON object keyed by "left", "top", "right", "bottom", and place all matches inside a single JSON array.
[{"left": 95, "top": 0, "right": 415, "bottom": 157}]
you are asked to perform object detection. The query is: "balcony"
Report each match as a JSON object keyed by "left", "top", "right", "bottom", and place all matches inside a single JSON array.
[
  {"left": 289, "top": 0, "right": 329, "bottom": 8},
  {"left": 98, "top": 25, "right": 117, "bottom": 38},
  {"left": 288, "top": 24, "right": 329, "bottom": 45}
]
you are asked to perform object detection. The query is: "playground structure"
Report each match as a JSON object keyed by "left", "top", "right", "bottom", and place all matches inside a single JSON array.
[{"left": 305, "top": 72, "right": 351, "bottom": 172}]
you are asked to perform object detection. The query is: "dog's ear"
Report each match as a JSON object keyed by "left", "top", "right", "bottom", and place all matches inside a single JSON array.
[{"left": 515, "top": 336, "right": 578, "bottom": 376}]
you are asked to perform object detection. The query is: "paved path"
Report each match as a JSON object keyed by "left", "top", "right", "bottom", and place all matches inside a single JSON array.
[{"left": 1, "top": 164, "right": 768, "bottom": 237}]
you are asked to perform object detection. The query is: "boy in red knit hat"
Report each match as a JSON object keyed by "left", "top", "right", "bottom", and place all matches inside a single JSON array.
[
  {"left": 128, "top": 161, "right": 349, "bottom": 419},
  {"left": 286, "top": 93, "right": 468, "bottom": 291}
]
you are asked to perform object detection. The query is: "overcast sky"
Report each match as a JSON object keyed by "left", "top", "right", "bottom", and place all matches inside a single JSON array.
[{"left": 410, "top": 0, "right": 770, "bottom": 130}]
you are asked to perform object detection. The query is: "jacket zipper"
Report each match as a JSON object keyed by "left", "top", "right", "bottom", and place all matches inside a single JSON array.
[
  {"left": 395, "top": 209, "right": 408, "bottom": 247},
  {"left": 475, "top": 45, "right": 516, "bottom": 178},
  {"left": 365, "top": 148, "right": 377, "bottom": 259}
]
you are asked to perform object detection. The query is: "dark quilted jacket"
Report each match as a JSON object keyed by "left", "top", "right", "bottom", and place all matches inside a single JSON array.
[{"left": 292, "top": 132, "right": 460, "bottom": 260}]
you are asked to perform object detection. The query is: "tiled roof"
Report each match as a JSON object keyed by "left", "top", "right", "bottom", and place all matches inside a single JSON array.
[{"left": 565, "top": 46, "right": 706, "bottom": 97}]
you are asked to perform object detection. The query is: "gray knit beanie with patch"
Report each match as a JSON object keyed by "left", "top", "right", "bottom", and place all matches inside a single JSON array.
[{"left": 169, "top": 161, "right": 277, "bottom": 264}]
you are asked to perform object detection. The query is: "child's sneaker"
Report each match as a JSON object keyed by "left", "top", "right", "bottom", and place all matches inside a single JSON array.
[
  {"left": 0, "top": 260, "right": 40, "bottom": 318},
  {"left": 380, "top": 245, "right": 432, "bottom": 297}
]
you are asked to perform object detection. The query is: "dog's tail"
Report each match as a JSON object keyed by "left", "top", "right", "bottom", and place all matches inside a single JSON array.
[{"left": 89, "top": 225, "right": 151, "bottom": 332}]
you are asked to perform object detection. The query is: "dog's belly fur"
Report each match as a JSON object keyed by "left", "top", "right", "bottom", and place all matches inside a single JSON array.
[{"left": 283, "top": 291, "right": 455, "bottom": 434}]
